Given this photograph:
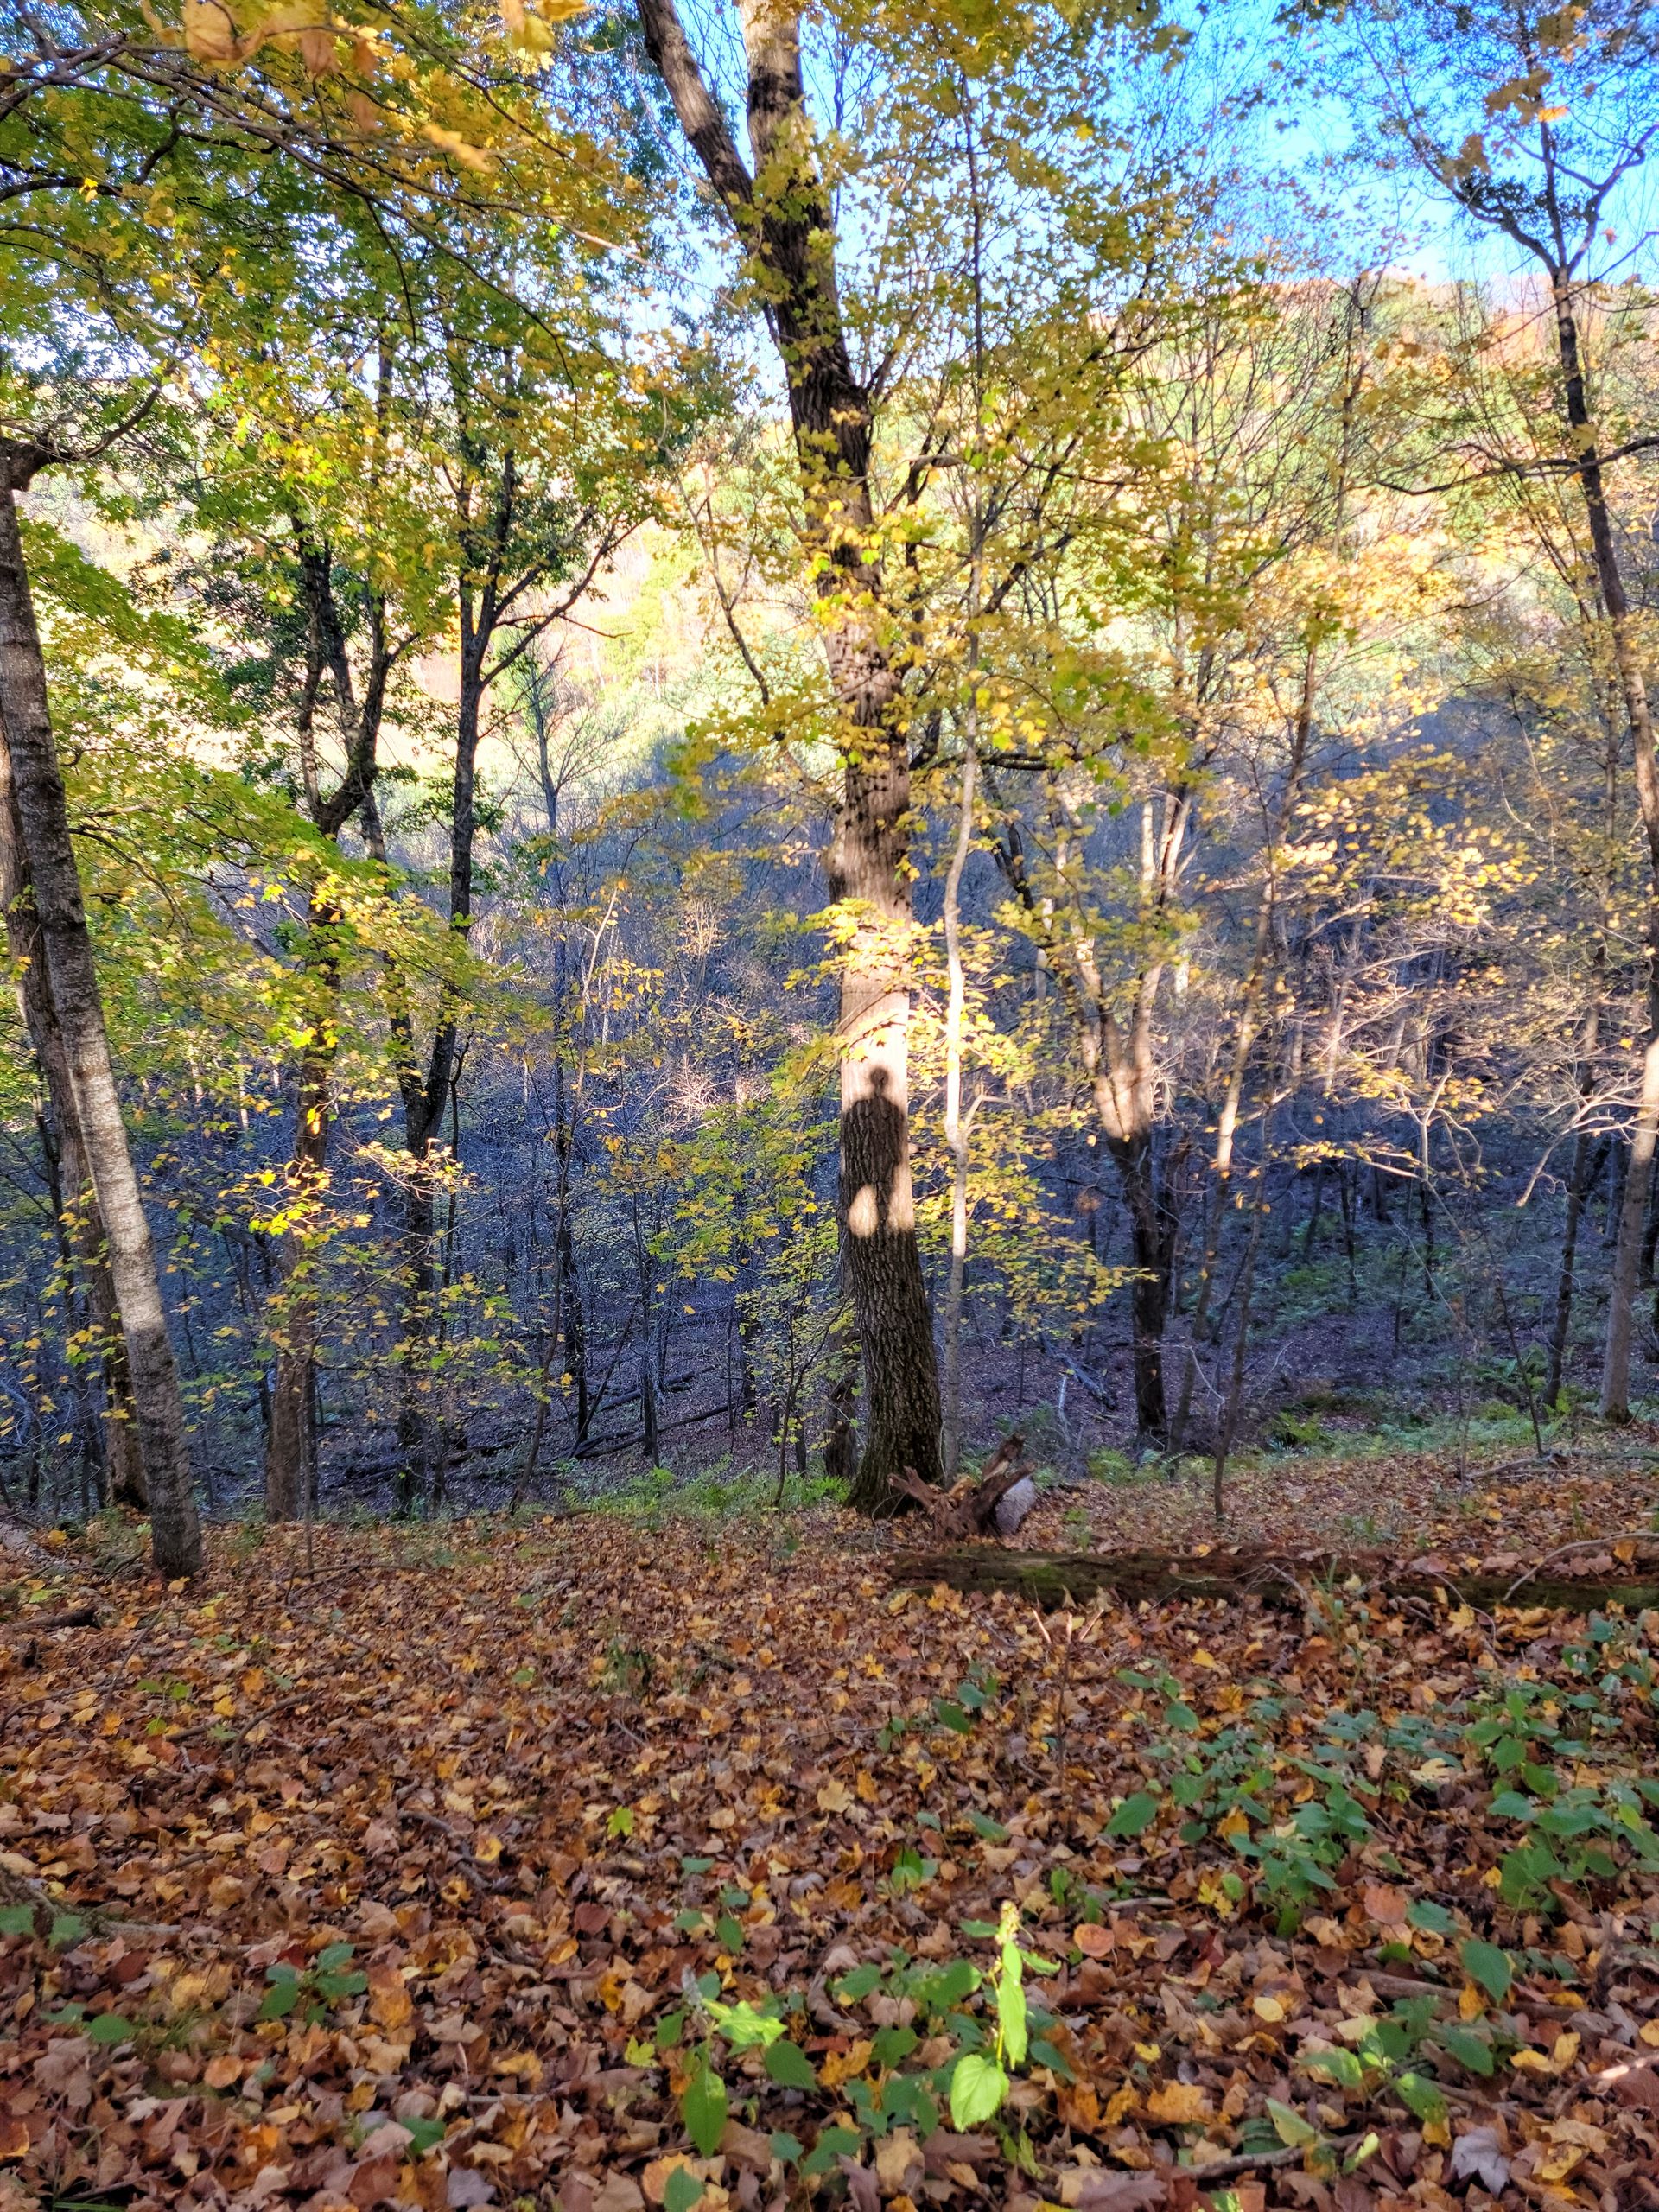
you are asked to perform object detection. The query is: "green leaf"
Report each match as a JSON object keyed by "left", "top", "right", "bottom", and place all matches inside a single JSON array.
[
  {"left": 48, "top": 1912, "right": 87, "bottom": 1949},
  {"left": 1105, "top": 1791, "right": 1158, "bottom": 1838},
  {"left": 715, "top": 1915, "right": 745, "bottom": 1952},
  {"left": 1406, "top": 1898, "right": 1454, "bottom": 1934},
  {"left": 257, "top": 1980, "right": 300, "bottom": 2021},
  {"left": 995, "top": 1944, "right": 1027, "bottom": 2067},
  {"left": 1028, "top": 2033, "right": 1074, "bottom": 2080},
  {"left": 705, "top": 1999, "right": 782, "bottom": 2050},
  {"left": 0, "top": 1904, "right": 36, "bottom": 1937},
  {"left": 1265, "top": 2098, "right": 1319, "bottom": 2148},
  {"left": 1394, "top": 2073, "right": 1447, "bottom": 2128},
  {"left": 918, "top": 1958, "right": 978, "bottom": 2011},
  {"left": 315, "top": 1971, "right": 367, "bottom": 2001},
  {"left": 1488, "top": 1792, "right": 1535, "bottom": 1821},
  {"left": 607, "top": 1806, "right": 635, "bottom": 1838},
  {"left": 663, "top": 2168, "right": 703, "bottom": 2212},
  {"left": 1459, "top": 1939, "right": 1512, "bottom": 2006},
  {"left": 1433, "top": 2024, "right": 1495, "bottom": 2077},
  {"left": 836, "top": 1963, "right": 883, "bottom": 2000},
  {"left": 948, "top": 2051, "right": 1009, "bottom": 2129},
  {"left": 405, "top": 2117, "right": 447, "bottom": 2155},
  {"left": 86, "top": 2013, "right": 135, "bottom": 2045},
  {"left": 966, "top": 1810, "right": 1009, "bottom": 1840},
  {"left": 800, "top": 2125, "right": 861, "bottom": 2181},
  {"left": 1298, "top": 2044, "right": 1364, "bottom": 2089},
  {"left": 763, "top": 2037, "right": 817, "bottom": 2089},
  {"left": 315, "top": 1942, "right": 354, "bottom": 1971},
  {"left": 1343, "top": 2131, "right": 1381, "bottom": 2176},
  {"left": 768, "top": 2131, "right": 803, "bottom": 2166},
  {"left": 872, "top": 2024, "right": 918, "bottom": 2069},
  {"left": 656, "top": 2009, "right": 687, "bottom": 2051},
  {"left": 683, "top": 2059, "right": 728, "bottom": 2158}
]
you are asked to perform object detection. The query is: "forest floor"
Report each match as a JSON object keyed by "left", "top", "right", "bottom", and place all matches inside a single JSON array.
[{"left": 3, "top": 1445, "right": 1659, "bottom": 2212}]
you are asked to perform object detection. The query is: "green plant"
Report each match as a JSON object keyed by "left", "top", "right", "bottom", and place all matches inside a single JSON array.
[
  {"left": 255, "top": 1942, "right": 367, "bottom": 2024},
  {"left": 1266, "top": 1408, "right": 1333, "bottom": 1452},
  {"left": 946, "top": 1900, "right": 1058, "bottom": 2133}
]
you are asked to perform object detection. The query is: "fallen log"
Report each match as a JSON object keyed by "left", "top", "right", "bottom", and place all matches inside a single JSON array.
[
  {"left": 890, "top": 1546, "right": 1659, "bottom": 1614},
  {"left": 9, "top": 1603, "right": 100, "bottom": 1632}
]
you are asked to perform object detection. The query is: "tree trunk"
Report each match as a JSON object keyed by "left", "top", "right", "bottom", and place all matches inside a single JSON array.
[
  {"left": 1603, "top": 1051, "right": 1659, "bottom": 1422},
  {"left": 3, "top": 767, "right": 144, "bottom": 1507},
  {"left": 262, "top": 536, "right": 393, "bottom": 1518},
  {"left": 940, "top": 723, "right": 977, "bottom": 1476},
  {"left": 390, "top": 651, "right": 483, "bottom": 1498},
  {"left": 264, "top": 893, "right": 339, "bottom": 1519},
  {"left": 634, "top": 0, "right": 942, "bottom": 1512},
  {"left": 0, "top": 466, "right": 199, "bottom": 1576},
  {"left": 1546, "top": 1128, "right": 1589, "bottom": 1408},
  {"left": 1110, "top": 1128, "right": 1173, "bottom": 1440},
  {"left": 1540, "top": 276, "right": 1659, "bottom": 1422}
]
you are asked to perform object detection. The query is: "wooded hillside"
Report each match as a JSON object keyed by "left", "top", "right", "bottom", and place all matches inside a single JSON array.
[{"left": 3, "top": 2, "right": 1659, "bottom": 2207}]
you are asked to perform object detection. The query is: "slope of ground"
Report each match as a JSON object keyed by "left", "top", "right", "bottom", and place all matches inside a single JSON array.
[{"left": 2, "top": 1450, "right": 1657, "bottom": 2212}]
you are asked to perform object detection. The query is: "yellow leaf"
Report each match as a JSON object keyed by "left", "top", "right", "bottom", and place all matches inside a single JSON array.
[
  {"left": 420, "top": 122, "right": 493, "bottom": 173},
  {"left": 819, "top": 2040, "right": 873, "bottom": 2088},
  {"left": 1251, "top": 1995, "right": 1286, "bottom": 2024},
  {"left": 1146, "top": 2082, "right": 1213, "bottom": 2125},
  {"left": 1459, "top": 1981, "right": 1484, "bottom": 2020},
  {"left": 493, "top": 2050, "right": 543, "bottom": 2082},
  {"left": 817, "top": 1779, "right": 853, "bottom": 1815},
  {"left": 179, "top": 0, "right": 239, "bottom": 61},
  {"left": 1510, "top": 2046, "right": 1554, "bottom": 2074},
  {"left": 1640, "top": 2020, "right": 1659, "bottom": 2050}
]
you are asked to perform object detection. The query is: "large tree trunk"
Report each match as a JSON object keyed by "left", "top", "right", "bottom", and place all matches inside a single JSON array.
[
  {"left": 940, "top": 734, "right": 977, "bottom": 1478},
  {"left": 1541, "top": 277, "right": 1659, "bottom": 1422},
  {"left": 2, "top": 761, "right": 145, "bottom": 1507},
  {"left": 836, "top": 733, "right": 942, "bottom": 1507},
  {"left": 0, "top": 465, "right": 200, "bottom": 1576},
  {"left": 1108, "top": 1126, "right": 1173, "bottom": 1441},
  {"left": 634, "top": 0, "right": 943, "bottom": 1510}
]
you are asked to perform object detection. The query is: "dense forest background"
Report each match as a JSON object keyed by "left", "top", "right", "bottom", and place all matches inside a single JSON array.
[{"left": 3, "top": 0, "right": 1659, "bottom": 1553}]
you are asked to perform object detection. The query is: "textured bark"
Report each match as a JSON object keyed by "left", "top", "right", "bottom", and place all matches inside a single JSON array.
[
  {"left": 264, "top": 533, "right": 394, "bottom": 1519},
  {"left": 392, "top": 647, "right": 484, "bottom": 1493},
  {"left": 0, "top": 463, "right": 199, "bottom": 1576},
  {"left": 893, "top": 1547, "right": 1659, "bottom": 1615},
  {"left": 2, "top": 765, "right": 143, "bottom": 1505},
  {"left": 1534, "top": 276, "right": 1659, "bottom": 1422},
  {"left": 1546, "top": 1127, "right": 1590, "bottom": 1408},
  {"left": 263, "top": 891, "right": 339, "bottom": 1520},
  {"left": 635, "top": 0, "right": 942, "bottom": 1509}
]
